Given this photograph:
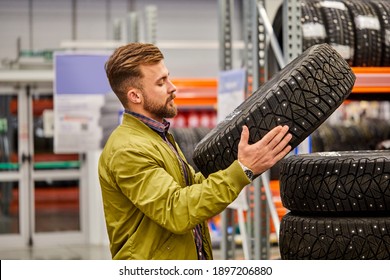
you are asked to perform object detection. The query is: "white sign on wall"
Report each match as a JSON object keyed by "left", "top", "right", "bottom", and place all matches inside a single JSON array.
[
  {"left": 54, "top": 52, "right": 112, "bottom": 153},
  {"left": 217, "top": 68, "right": 246, "bottom": 123}
]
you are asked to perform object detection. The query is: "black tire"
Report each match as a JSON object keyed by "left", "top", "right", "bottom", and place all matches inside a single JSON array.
[
  {"left": 318, "top": 0, "right": 355, "bottom": 65},
  {"left": 170, "top": 127, "right": 212, "bottom": 172},
  {"left": 369, "top": 0, "right": 390, "bottom": 66},
  {"left": 311, "top": 123, "right": 368, "bottom": 152},
  {"left": 280, "top": 150, "right": 390, "bottom": 213},
  {"left": 311, "top": 118, "right": 390, "bottom": 152},
  {"left": 279, "top": 212, "right": 390, "bottom": 260},
  {"left": 193, "top": 127, "right": 212, "bottom": 143},
  {"left": 193, "top": 43, "right": 356, "bottom": 177},
  {"left": 342, "top": 0, "right": 382, "bottom": 66},
  {"left": 171, "top": 127, "right": 200, "bottom": 171},
  {"left": 301, "top": 0, "right": 327, "bottom": 51}
]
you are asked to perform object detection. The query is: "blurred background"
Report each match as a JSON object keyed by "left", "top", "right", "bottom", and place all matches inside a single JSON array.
[{"left": 0, "top": 0, "right": 389, "bottom": 260}]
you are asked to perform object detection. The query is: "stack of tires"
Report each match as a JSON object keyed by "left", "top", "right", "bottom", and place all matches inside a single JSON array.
[
  {"left": 279, "top": 150, "right": 390, "bottom": 259},
  {"left": 273, "top": 0, "right": 390, "bottom": 67},
  {"left": 311, "top": 118, "right": 390, "bottom": 152}
]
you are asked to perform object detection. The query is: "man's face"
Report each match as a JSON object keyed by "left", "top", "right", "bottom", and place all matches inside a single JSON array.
[{"left": 139, "top": 60, "right": 177, "bottom": 122}]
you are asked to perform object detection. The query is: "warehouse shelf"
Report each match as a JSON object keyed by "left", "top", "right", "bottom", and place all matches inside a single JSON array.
[
  {"left": 0, "top": 162, "right": 19, "bottom": 170},
  {"left": 6, "top": 67, "right": 387, "bottom": 115},
  {"left": 171, "top": 78, "right": 217, "bottom": 109},
  {"left": 5, "top": 152, "right": 80, "bottom": 172},
  {"left": 351, "top": 67, "right": 390, "bottom": 98},
  {"left": 171, "top": 67, "right": 390, "bottom": 109},
  {"left": 6, "top": 76, "right": 218, "bottom": 113},
  {"left": 0, "top": 161, "right": 80, "bottom": 170},
  {"left": 172, "top": 67, "right": 390, "bottom": 105},
  {"left": 6, "top": 69, "right": 389, "bottom": 115},
  {"left": 171, "top": 67, "right": 390, "bottom": 108},
  {"left": 9, "top": 97, "right": 52, "bottom": 116}
]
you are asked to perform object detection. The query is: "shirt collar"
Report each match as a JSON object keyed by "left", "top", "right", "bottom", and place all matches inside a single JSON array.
[{"left": 125, "top": 110, "right": 170, "bottom": 135}]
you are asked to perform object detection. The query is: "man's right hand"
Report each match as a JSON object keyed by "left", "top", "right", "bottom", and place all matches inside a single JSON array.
[{"left": 237, "top": 125, "right": 292, "bottom": 176}]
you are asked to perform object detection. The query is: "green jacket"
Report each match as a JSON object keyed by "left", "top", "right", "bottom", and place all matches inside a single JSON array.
[{"left": 98, "top": 113, "right": 250, "bottom": 260}]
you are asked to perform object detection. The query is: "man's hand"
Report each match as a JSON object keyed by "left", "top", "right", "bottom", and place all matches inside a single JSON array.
[{"left": 237, "top": 125, "right": 292, "bottom": 175}]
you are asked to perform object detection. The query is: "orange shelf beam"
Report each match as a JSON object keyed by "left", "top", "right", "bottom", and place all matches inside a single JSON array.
[
  {"left": 351, "top": 67, "right": 390, "bottom": 94},
  {"left": 174, "top": 68, "right": 390, "bottom": 100},
  {"left": 172, "top": 78, "right": 218, "bottom": 108}
]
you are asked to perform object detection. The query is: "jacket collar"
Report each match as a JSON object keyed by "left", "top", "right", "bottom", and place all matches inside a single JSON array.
[{"left": 124, "top": 110, "right": 170, "bottom": 137}]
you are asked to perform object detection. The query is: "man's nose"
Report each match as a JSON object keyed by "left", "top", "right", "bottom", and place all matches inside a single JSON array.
[{"left": 167, "top": 79, "right": 177, "bottom": 93}]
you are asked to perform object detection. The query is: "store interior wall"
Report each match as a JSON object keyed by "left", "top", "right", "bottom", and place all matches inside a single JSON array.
[
  {"left": 0, "top": 0, "right": 289, "bottom": 248},
  {"left": 1, "top": 0, "right": 389, "bottom": 253},
  {"left": 0, "top": 0, "right": 282, "bottom": 77}
]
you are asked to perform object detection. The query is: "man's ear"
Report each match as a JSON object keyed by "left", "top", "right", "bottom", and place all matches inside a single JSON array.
[{"left": 128, "top": 88, "right": 142, "bottom": 104}]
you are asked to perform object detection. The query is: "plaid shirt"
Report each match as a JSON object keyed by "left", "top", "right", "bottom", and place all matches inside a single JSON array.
[{"left": 125, "top": 110, "right": 206, "bottom": 260}]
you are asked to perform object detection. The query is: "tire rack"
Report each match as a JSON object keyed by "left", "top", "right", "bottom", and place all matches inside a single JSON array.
[
  {"left": 218, "top": 0, "right": 235, "bottom": 260},
  {"left": 218, "top": 0, "right": 390, "bottom": 260},
  {"left": 218, "top": 0, "right": 268, "bottom": 260},
  {"left": 246, "top": 0, "right": 270, "bottom": 261},
  {"left": 218, "top": 0, "right": 303, "bottom": 260}
]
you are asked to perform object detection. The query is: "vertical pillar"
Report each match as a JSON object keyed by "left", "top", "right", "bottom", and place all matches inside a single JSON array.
[
  {"left": 283, "top": 0, "right": 312, "bottom": 155},
  {"left": 243, "top": 0, "right": 269, "bottom": 260},
  {"left": 218, "top": 0, "right": 235, "bottom": 260},
  {"left": 126, "top": 12, "right": 139, "bottom": 43},
  {"left": 219, "top": 0, "right": 233, "bottom": 71},
  {"left": 145, "top": 5, "right": 157, "bottom": 44},
  {"left": 283, "top": 0, "right": 302, "bottom": 63}
]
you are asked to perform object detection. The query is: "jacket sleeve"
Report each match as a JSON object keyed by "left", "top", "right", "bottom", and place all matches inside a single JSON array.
[{"left": 111, "top": 146, "right": 250, "bottom": 235}]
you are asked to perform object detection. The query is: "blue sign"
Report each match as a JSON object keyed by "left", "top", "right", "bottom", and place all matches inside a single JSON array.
[{"left": 55, "top": 53, "right": 112, "bottom": 95}]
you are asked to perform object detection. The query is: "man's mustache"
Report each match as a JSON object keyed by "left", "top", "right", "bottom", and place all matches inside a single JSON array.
[{"left": 168, "top": 93, "right": 176, "bottom": 102}]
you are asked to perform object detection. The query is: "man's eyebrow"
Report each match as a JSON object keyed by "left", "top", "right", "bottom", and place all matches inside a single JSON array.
[{"left": 155, "top": 73, "right": 169, "bottom": 83}]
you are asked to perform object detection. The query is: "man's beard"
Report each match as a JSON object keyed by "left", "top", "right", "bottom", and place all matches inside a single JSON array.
[{"left": 143, "top": 92, "right": 177, "bottom": 120}]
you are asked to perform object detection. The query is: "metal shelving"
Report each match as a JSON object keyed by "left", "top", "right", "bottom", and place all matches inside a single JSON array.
[{"left": 218, "top": 0, "right": 390, "bottom": 260}]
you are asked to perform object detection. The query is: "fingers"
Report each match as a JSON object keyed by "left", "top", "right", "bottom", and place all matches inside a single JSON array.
[
  {"left": 238, "top": 125, "right": 249, "bottom": 147},
  {"left": 270, "top": 126, "right": 292, "bottom": 154},
  {"left": 259, "top": 125, "right": 290, "bottom": 149},
  {"left": 240, "top": 125, "right": 291, "bottom": 153},
  {"left": 274, "top": 144, "right": 292, "bottom": 162},
  {"left": 237, "top": 125, "right": 292, "bottom": 175},
  {"left": 255, "top": 125, "right": 292, "bottom": 161},
  {"left": 260, "top": 125, "right": 288, "bottom": 146},
  {"left": 270, "top": 126, "right": 290, "bottom": 150}
]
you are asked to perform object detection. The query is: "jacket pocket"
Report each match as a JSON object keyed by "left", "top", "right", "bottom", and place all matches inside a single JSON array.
[{"left": 152, "top": 233, "right": 175, "bottom": 259}]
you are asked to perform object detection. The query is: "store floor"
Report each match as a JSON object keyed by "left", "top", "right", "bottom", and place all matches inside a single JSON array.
[{"left": 0, "top": 244, "right": 281, "bottom": 260}]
